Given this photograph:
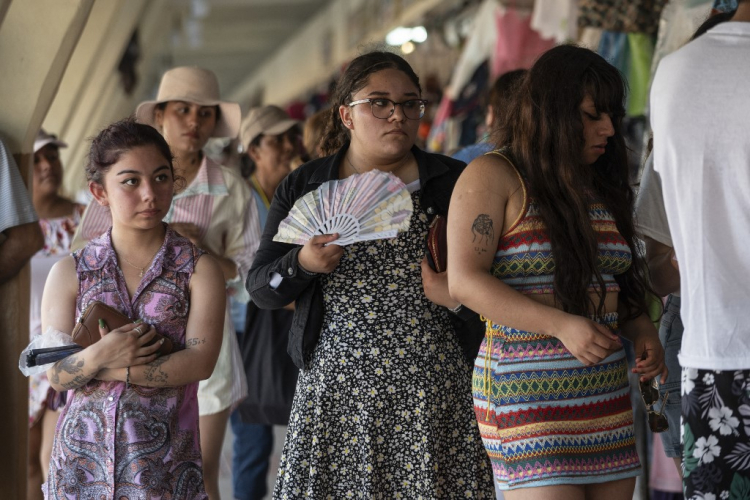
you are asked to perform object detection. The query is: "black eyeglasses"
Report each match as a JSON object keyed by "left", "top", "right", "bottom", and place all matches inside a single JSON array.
[
  {"left": 348, "top": 98, "right": 428, "bottom": 120},
  {"left": 640, "top": 378, "right": 669, "bottom": 433}
]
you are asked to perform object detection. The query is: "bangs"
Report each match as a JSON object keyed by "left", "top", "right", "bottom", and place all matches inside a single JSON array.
[{"left": 583, "top": 66, "right": 626, "bottom": 118}]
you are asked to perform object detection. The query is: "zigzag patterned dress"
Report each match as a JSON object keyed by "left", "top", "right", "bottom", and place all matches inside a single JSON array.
[{"left": 472, "top": 153, "right": 641, "bottom": 489}]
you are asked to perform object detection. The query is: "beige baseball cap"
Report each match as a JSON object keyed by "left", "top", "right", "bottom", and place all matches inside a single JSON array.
[
  {"left": 34, "top": 129, "right": 67, "bottom": 153},
  {"left": 240, "top": 105, "right": 299, "bottom": 151}
]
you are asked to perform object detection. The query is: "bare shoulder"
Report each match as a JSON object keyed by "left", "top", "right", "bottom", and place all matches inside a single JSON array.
[
  {"left": 193, "top": 253, "right": 222, "bottom": 280},
  {"left": 456, "top": 152, "right": 522, "bottom": 197},
  {"left": 47, "top": 255, "right": 78, "bottom": 293},
  {"left": 191, "top": 253, "right": 225, "bottom": 291}
]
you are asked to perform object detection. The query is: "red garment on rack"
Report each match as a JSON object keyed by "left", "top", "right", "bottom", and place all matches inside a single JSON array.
[{"left": 492, "top": 7, "right": 555, "bottom": 77}]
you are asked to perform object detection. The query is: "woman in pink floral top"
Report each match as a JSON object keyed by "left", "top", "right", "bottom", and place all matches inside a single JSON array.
[
  {"left": 41, "top": 119, "right": 225, "bottom": 499},
  {"left": 28, "top": 130, "right": 86, "bottom": 497}
]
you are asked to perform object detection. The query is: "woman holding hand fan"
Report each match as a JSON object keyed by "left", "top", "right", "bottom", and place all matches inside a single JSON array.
[{"left": 247, "top": 51, "right": 494, "bottom": 498}]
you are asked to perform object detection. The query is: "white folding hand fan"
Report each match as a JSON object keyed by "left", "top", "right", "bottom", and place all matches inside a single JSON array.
[{"left": 273, "top": 169, "right": 413, "bottom": 246}]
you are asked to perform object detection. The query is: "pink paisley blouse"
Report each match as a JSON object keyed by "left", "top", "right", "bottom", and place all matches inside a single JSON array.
[{"left": 44, "top": 226, "right": 207, "bottom": 500}]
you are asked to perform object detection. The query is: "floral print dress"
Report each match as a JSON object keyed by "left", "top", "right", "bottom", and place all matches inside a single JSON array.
[{"left": 273, "top": 192, "right": 494, "bottom": 499}]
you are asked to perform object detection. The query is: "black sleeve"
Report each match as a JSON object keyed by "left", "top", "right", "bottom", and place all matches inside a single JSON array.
[{"left": 246, "top": 173, "right": 318, "bottom": 309}]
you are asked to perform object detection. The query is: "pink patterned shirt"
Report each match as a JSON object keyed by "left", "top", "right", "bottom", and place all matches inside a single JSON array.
[{"left": 44, "top": 226, "right": 207, "bottom": 500}]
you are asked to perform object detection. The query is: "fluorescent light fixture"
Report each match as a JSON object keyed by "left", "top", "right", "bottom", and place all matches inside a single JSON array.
[
  {"left": 386, "top": 27, "right": 413, "bottom": 46},
  {"left": 401, "top": 41, "right": 415, "bottom": 54},
  {"left": 386, "top": 26, "right": 428, "bottom": 46},
  {"left": 411, "top": 26, "right": 428, "bottom": 43}
]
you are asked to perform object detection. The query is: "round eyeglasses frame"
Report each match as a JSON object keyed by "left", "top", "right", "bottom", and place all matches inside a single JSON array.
[{"left": 348, "top": 98, "right": 428, "bottom": 120}]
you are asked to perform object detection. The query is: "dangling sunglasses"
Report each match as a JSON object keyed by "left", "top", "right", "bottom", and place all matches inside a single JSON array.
[{"left": 639, "top": 377, "right": 669, "bottom": 433}]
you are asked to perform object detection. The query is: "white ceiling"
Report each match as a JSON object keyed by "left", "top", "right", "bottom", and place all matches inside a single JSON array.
[{"left": 160, "top": 0, "right": 334, "bottom": 102}]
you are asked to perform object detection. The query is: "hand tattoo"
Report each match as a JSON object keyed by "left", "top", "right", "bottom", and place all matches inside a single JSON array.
[
  {"left": 143, "top": 355, "right": 171, "bottom": 385},
  {"left": 471, "top": 214, "right": 494, "bottom": 246}
]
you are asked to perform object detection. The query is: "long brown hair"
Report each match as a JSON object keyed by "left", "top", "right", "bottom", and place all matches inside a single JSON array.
[
  {"left": 320, "top": 50, "right": 421, "bottom": 156},
  {"left": 495, "top": 45, "right": 650, "bottom": 319}
]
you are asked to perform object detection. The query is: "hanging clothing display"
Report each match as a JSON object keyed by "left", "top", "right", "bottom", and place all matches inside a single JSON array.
[
  {"left": 597, "top": 31, "right": 655, "bottom": 117},
  {"left": 444, "top": 0, "right": 498, "bottom": 100},
  {"left": 577, "top": 0, "right": 668, "bottom": 35},
  {"left": 492, "top": 6, "right": 556, "bottom": 77},
  {"left": 626, "top": 33, "right": 655, "bottom": 117},
  {"left": 579, "top": 26, "right": 604, "bottom": 50},
  {"left": 531, "top": 0, "right": 578, "bottom": 43},
  {"left": 713, "top": 0, "right": 738, "bottom": 10},
  {"left": 650, "top": 0, "right": 713, "bottom": 84}
]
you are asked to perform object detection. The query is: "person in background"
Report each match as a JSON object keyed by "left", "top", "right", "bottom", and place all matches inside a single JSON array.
[
  {"left": 0, "top": 138, "right": 43, "bottom": 284},
  {"left": 302, "top": 108, "right": 329, "bottom": 161},
  {"left": 448, "top": 45, "right": 665, "bottom": 499},
  {"left": 71, "top": 66, "right": 260, "bottom": 499},
  {"left": 42, "top": 119, "right": 225, "bottom": 499},
  {"left": 26, "top": 130, "right": 86, "bottom": 500},
  {"left": 636, "top": 11, "right": 737, "bottom": 484},
  {"left": 452, "top": 69, "right": 527, "bottom": 165},
  {"left": 229, "top": 105, "right": 301, "bottom": 500},
  {"left": 650, "top": 2, "right": 750, "bottom": 496},
  {"left": 246, "top": 50, "right": 494, "bottom": 498}
]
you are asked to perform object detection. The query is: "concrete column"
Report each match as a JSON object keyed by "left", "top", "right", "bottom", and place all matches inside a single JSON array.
[
  {"left": 0, "top": 0, "right": 94, "bottom": 496},
  {"left": 50, "top": 0, "right": 149, "bottom": 200}
]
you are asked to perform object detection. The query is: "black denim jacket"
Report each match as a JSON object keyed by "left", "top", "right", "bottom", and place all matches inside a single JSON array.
[{"left": 246, "top": 143, "right": 485, "bottom": 369}]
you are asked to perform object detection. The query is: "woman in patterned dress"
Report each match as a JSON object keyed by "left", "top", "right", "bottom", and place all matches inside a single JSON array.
[
  {"left": 71, "top": 66, "right": 259, "bottom": 499},
  {"left": 447, "top": 45, "right": 667, "bottom": 500},
  {"left": 41, "top": 119, "right": 226, "bottom": 499},
  {"left": 246, "top": 51, "right": 495, "bottom": 498},
  {"left": 27, "top": 130, "right": 86, "bottom": 499}
]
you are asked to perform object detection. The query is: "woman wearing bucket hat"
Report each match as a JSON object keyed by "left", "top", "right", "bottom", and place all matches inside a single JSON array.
[
  {"left": 71, "top": 66, "right": 260, "bottom": 499},
  {"left": 28, "top": 130, "right": 86, "bottom": 499}
]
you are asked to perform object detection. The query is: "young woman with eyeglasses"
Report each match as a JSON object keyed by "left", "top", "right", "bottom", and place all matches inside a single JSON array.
[
  {"left": 246, "top": 50, "right": 494, "bottom": 498},
  {"left": 447, "top": 45, "right": 667, "bottom": 500}
]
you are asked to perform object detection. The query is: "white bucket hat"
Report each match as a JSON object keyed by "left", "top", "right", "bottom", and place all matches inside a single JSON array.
[{"left": 135, "top": 66, "right": 241, "bottom": 138}]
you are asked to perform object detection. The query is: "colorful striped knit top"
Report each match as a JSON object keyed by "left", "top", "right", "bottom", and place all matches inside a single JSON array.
[{"left": 490, "top": 151, "right": 632, "bottom": 294}]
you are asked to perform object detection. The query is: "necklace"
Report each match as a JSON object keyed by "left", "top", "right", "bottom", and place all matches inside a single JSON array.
[
  {"left": 346, "top": 155, "right": 361, "bottom": 175},
  {"left": 119, "top": 250, "right": 159, "bottom": 278}
]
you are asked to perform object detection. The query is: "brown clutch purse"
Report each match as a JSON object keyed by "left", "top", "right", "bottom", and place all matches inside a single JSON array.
[
  {"left": 425, "top": 214, "right": 447, "bottom": 273},
  {"left": 72, "top": 301, "right": 173, "bottom": 355}
]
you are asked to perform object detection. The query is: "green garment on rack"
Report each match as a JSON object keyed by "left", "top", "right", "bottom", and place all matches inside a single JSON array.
[{"left": 627, "top": 33, "right": 655, "bottom": 117}]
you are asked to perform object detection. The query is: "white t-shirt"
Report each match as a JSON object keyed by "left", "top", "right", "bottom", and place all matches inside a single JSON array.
[
  {"left": 0, "top": 139, "right": 37, "bottom": 238},
  {"left": 634, "top": 154, "right": 679, "bottom": 297},
  {"left": 650, "top": 21, "right": 750, "bottom": 370}
]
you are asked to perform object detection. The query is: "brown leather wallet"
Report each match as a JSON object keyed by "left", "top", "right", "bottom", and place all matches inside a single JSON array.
[
  {"left": 425, "top": 214, "right": 447, "bottom": 273},
  {"left": 72, "top": 301, "right": 173, "bottom": 355}
]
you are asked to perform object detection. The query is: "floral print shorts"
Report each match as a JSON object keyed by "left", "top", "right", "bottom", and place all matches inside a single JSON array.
[{"left": 681, "top": 367, "right": 750, "bottom": 499}]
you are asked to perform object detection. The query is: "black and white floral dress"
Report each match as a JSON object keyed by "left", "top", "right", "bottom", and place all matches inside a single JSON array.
[{"left": 273, "top": 192, "right": 495, "bottom": 499}]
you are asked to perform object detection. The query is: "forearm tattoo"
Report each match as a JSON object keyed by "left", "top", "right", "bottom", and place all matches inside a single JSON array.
[
  {"left": 51, "top": 355, "right": 95, "bottom": 389},
  {"left": 143, "top": 355, "right": 171, "bottom": 385},
  {"left": 185, "top": 337, "right": 206, "bottom": 348},
  {"left": 471, "top": 214, "right": 494, "bottom": 253}
]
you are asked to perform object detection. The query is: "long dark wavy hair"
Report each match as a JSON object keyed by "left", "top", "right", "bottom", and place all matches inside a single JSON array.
[
  {"left": 494, "top": 45, "right": 651, "bottom": 319},
  {"left": 320, "top": 50, "right": 421, "bottom": 156}
]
